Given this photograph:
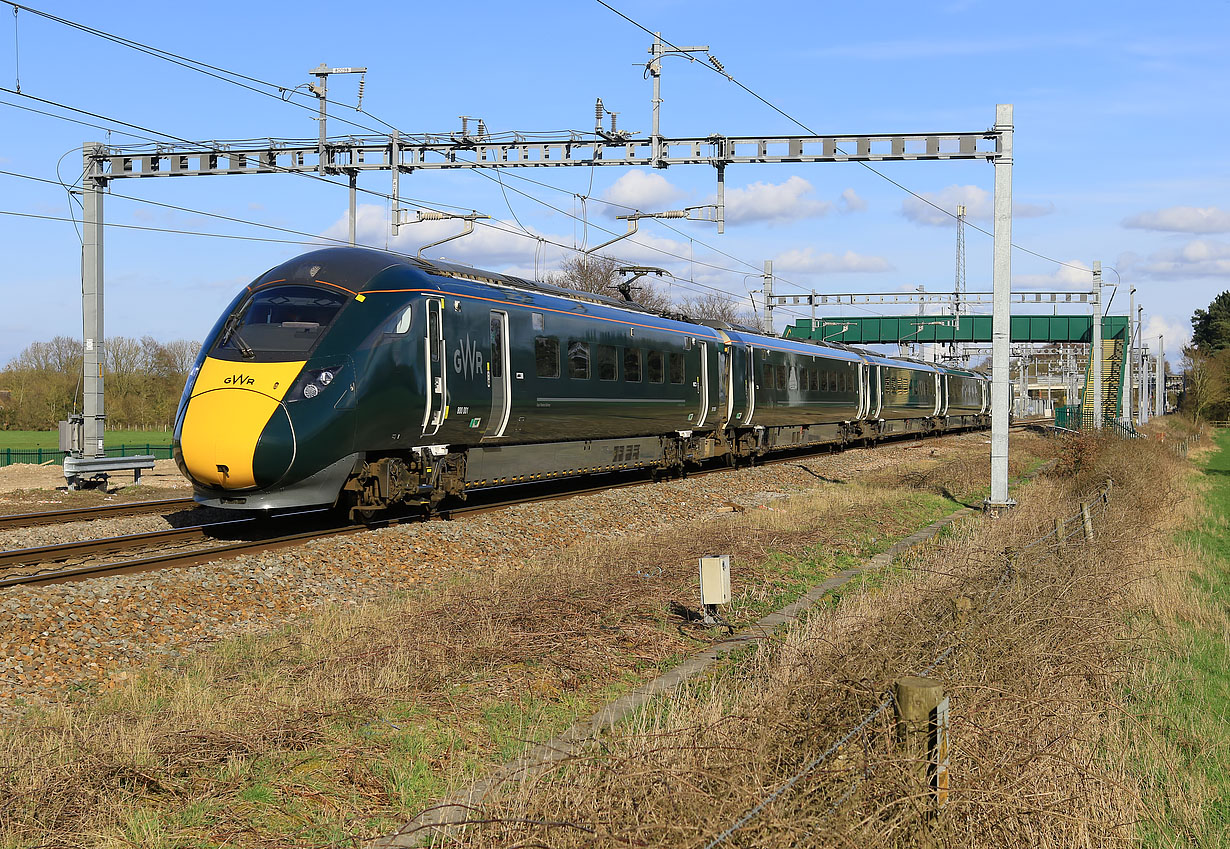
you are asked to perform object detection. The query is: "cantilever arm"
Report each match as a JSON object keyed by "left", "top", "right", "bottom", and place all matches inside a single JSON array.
[{"left": 413, "top": 211, "right": 490, "bottom": 259}]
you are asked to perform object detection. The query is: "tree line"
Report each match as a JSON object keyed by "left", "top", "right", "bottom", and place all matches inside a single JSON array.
[{"left": 0, "top": 336, "right": 198, "bottom": 431}]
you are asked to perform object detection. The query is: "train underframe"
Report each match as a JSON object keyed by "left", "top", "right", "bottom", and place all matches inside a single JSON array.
[{"left": 335, "top": 413, "right": 990, "bottom": 520}]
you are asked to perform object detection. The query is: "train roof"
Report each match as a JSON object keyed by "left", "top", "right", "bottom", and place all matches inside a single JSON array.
[{"left": 255, "top": 249, "right": 986, "bottom": 378}]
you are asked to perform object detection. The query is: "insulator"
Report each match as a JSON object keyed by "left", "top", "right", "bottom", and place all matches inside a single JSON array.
[
  {"left": 477, "top": 120, "right": 487, "bottom": 138},
  {"left": 356, "top": 75, "right": 365, "bottom": 110},
  {"left": 417, "top": 210, "right": 450, "bottom": 221},
  {"left": 708, "top": 54, "right": 726, "bottom": 74},
  {"left": 610, "top": 113, "right": 618, "bottom": 133},
  {"left": 659, "top": 210, "right": 688, "bottom": 218},
  {"left": 460, "top": 116, "right": 469, "bottom": 136},
  {"left": 595, "top": 98, "right": 604, "bottom": 130}
]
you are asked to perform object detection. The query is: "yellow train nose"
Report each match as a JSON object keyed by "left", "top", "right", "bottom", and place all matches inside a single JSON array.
[{"left": 179, "top": 388, "right": 294, "bottom": 489}]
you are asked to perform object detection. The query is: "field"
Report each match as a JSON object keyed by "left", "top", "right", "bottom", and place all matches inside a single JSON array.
[
  {"left": 0, "top": 429, "right": 173, "bottom": 450},
  {"left": 0, "top": 425, "right": 1223, "bottom": 847}
]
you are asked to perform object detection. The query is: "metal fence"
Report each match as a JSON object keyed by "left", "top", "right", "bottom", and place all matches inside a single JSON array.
[{"left": 0, "top": 444, "right": 173, "bottom": 468}]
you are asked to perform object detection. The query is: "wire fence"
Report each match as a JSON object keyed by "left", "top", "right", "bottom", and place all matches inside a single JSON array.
[
  {"left": 701, "top": 464, "right": 1143, "bottom": 847},
  {"left": 0, "top": 444, "right": 173, "bottom": 468}
]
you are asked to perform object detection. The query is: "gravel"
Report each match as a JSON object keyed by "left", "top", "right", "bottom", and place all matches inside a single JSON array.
[{"left": 0, "top": 434, "right": 979, "bottom": 717}]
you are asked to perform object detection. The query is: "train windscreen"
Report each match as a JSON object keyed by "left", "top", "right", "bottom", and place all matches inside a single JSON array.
[{"left": 213, "top": 285, "right": 347, "bottom": 360}]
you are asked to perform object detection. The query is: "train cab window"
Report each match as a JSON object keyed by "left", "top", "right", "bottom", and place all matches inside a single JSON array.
[
  {"left": 624, "top": 348, "right": 642, "bottom": 382},
  {"left": 568, "top": 341, "right": 590, "bottom": 379},
  {"left": 648, "top": 350, "right": 665, "bottom": 384},
  {"left": 384, "top": 304, "right": 413, "bottom": 335},
  {"left": 669, "top": 352, "right": 685, "bottom": 384},
  {"left": 214, "top": 283, "right": 347, "bottom": 360},
  {"left": 597, "top": 345, "right": 617, "bottom": 381},
  {"left": 535, "top": 336, "right": 559, "bottom": 378}
]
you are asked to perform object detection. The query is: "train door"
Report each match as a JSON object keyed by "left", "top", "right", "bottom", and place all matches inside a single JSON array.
[
  {"left": 695, "top": 341, "right": 709, "bottom": 427},
  {"left": 719, "top": 345, "right": 732, "bottom": 425},
  {"left": 422, "top": 297, "right": 447, "bottom": 437},
  {"left": 744, "top": 345, "right": 757, "bottom": 426},
  {"left": 871, "top": 365, "right": 883, "bottom": 418},
  {"left": 483, "top": 310, "right": 511, "bottom": 439},
  {"left": 939, "top": 374, "right": 950, "bottom": 416},
  {"left": 861, "top": 361, "right": 870, "bottom": 418}
]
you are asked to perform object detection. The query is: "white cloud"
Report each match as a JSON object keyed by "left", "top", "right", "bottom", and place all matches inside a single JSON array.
[
  {"left": 1132, "top": 239, "right": 1230, "bottom": 279},
  {"left": 902, "top": 185, "right": 989, "bottom": 226},
  {"left": 773, "top": 247, "right": 894, "bottom": 274},
  {"left": 723, "top": 176, "right": 832, "bottom": 224},
  {"left": 901, "top": 184, "right": 1053, "bottom": 226},
  {"left": 601, "top": 169, "right": 686, "bottom": 212},
  {"left": 320, "top": 204, "right": 693, "bottom": 278},
  {"left": 1014, "top": 261, "right": 1094, "bottom": 289},
  {"left": 1143, "top": 314, "right": 1190, "bottom": 356},
  {"left": 839, "top": 188, "right": 868, "bottom": 213},
  {"left": 1122, "top": 206, "right": 1230, "bottom": 234},
  {"left": 322, "top": 204, "right": 567, "bottom": 269}
]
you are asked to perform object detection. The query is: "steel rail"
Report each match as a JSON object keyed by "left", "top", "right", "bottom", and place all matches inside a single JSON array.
[
  {"left": 0, "top": 497, "right": 197, "bottom": 530},
  {"left": 0, "top": 522, "right": 365, "bottom": 588},
  {"left": 0, "top": 516, "right": 259, "bottom": 571},
  {"left": 1, "top": 423, "right": 1030, "bottom": 589}
]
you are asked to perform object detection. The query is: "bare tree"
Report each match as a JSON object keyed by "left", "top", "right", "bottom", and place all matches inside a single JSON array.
[
  {"left": 1181, "top": 344, "right": 1230, "bottom": 424},
  {"left": 673, "top": 292, "right": 756, "bottom": 327},
  {"left": 546, "top": 255, "right": 672, "bottom": 313}
]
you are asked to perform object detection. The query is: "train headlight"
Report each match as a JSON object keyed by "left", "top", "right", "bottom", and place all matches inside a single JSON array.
[
  {"left": 292, "top": 364, "right": 345, "bottom": 402},
  {"left": 303, "top": 383, "right": 320, "bottom": 399},
  {"left": 317, "top": 370, "right": 334, "bottom": 387}
]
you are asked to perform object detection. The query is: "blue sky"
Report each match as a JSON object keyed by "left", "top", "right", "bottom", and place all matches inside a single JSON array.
[{"left": 1, "top": 0, "right": 1227, "bottom": 368}]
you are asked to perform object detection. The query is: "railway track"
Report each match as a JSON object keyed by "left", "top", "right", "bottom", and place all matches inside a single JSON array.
[
  {"left": 0, "top": 497, "right": 197, "bottom": 530},
  {"left": 0, "top": 423, "right": 1055, "bottom": 589}
]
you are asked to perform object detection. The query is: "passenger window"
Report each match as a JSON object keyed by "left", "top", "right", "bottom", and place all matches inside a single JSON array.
[
  {"left": 776, "top": 364, "right": 787, "bottom": 391},
  {"left": 624, "top": 348, "right": 642, "bottom": 382},
  {"left": 568, "top": 341, "right": 590, "bottom": 379},
  {"left": 597, "top": 345, "right": 617, "bottom": 381},
  {"left": 428, "top": 306, "right": 441, "bottom": 363},
  {"left": 669, "top": 352, "right": 685, "bottom": 384},
  {"left": 535, "top": 337, "right": 559, "bottom": 378},
  {"left": 811, "top": 369, "right": 819, "bottom": 391},
  {"left": 763, "top": 362, "right": 773, "bottom": 389},
  {"left": 532, "top": 312, "right": 545, "bottom": 331},
  {"left": 648, "top": 350, "right": 665, "bottom": 384}
]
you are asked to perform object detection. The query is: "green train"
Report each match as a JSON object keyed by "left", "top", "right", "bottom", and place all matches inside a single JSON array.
[{"left": 173, "top": 248, "right": 989, "bottom": 515}]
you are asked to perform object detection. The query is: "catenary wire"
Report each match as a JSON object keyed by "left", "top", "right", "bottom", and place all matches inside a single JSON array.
[
  {"left": 592, "top": 0, "right": 1092, "bottom": 275},
  {"left": 4, "top": 82, "right": 827, "bottom": 323}
]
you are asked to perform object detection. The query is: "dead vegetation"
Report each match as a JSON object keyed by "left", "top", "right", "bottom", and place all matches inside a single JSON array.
[
  {"left": 0, "top": 438, "right": 1020, "bottom": 847},
  {"left": 421, "top": 430, "right": 1207, "bottom": 848}
]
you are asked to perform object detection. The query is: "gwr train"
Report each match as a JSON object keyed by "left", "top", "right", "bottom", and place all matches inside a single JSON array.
[{"left": 172, "top": 247, "right": 989, "bottom": 515}]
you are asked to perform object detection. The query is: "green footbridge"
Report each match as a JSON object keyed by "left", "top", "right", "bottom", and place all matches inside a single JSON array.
[{"left": 784, "top": 314, "right": 1131, "bottom": 429}]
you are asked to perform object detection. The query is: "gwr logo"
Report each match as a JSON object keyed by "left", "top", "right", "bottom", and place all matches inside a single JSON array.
[
  {"left": 224, "top": 374, "right": 256, "bottom": 386},
  {"left": 454, "top": 337, "right": 484, "bottom": 380}
]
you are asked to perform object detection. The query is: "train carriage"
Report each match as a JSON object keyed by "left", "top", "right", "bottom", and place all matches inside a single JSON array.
[{"left": 173, "top": 247, "right": 989, "bottom": 515}]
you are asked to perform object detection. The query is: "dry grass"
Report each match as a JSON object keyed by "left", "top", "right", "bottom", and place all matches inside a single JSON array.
[
  {"left": 0, "top": 442, "right": 1016, "bottom": 848},
  {"left": 429, "top": 430, "right": 1211, "bottom": 848}
]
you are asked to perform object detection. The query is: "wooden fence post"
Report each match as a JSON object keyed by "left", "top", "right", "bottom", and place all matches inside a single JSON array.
[
  {"left": 894, "top": 676, "right": 949, "bottom": 822},
  {"left": 1080, "top": 502, "right": 1095, "bottom": 543}
]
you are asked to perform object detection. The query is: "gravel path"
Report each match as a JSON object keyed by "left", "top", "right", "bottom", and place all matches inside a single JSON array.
[{"left": 0, "top": 434, "right": 979, "bottom": 717}]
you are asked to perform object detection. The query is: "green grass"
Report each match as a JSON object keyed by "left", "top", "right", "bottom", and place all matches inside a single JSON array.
[
  {"left": 0, "top": 429, "right": 172, "bottom": 450},
  {"left": 1137, "top": 429, "right": 1230, "bottom": 847}
]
